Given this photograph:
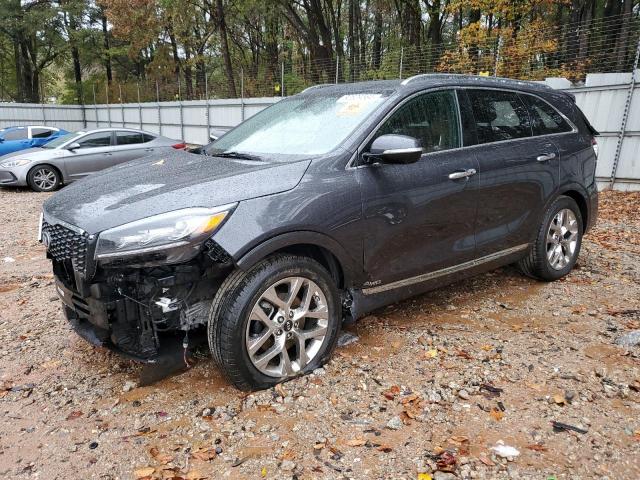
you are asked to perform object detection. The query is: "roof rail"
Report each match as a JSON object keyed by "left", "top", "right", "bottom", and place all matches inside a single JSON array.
[
  {"left": 300, "top": 84, "right": 334, "bottom": 94},
  {"left": 400, "top": 74, "right": 432, "bottom": 86}
]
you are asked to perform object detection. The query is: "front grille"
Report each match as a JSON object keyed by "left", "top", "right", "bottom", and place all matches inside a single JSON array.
[{"left": 42, "top": 221, "right": 89, "bottom": 273}]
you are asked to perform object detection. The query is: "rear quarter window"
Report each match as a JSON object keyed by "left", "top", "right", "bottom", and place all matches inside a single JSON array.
[{"left": 521, "top": 94, "right": 573, "bottom": 136}]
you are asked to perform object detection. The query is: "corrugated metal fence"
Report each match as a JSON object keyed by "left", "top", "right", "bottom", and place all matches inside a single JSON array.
[{"left": 1, "top": 74, "right": 639, "bottom": 191}]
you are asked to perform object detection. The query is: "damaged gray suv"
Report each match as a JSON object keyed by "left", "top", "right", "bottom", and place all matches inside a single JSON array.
[{"left": 40, "top": 74, "right": 598, "bottom": 390}]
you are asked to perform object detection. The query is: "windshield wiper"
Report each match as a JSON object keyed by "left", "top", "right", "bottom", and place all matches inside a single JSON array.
[{"left": 214, "top": 151, "right": 263, "bottom": 161}]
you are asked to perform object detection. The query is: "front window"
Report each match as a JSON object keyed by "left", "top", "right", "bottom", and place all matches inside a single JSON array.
[
  {"left": 204, "top": 92, "right": 389, "bottom": 158},
  {"left": 373, "top": 90, "right": 461, "bottom": 153},
  {"left": 41, "top": 132, "right": 84, "bottom": 149}
]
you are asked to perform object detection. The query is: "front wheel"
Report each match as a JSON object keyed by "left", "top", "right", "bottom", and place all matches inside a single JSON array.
[
  {"left": 518, "top": 195, "right": 583, "bottom": 281},
  {"left": 27, "top": 164, "right": 61, "bottom": 192},
  {"left": 208, "top": 254, "right": 341, "bottom": 391}
]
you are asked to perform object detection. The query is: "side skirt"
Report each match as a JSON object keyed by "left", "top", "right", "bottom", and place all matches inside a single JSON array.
[{"left": 348, "top": 244, "right": 529, "bottom": 321}]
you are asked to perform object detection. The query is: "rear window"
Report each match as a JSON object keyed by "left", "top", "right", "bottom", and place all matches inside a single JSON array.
[
  {"left": 116, "top": 131, "right": 144, "bottom": 145},
  {"left": 521, "top": 94, "right": 573, "bottom": 136},
  {"left": 467, "top": 90, "right": 531, "bottom": 144},
  {"left": 32, "top": 128, "right": 54, "bottom": 138}
]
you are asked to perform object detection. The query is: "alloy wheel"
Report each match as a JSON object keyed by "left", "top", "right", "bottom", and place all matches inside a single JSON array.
[
  {"left": 546, "top": 208, "right": 579, "bottom": 270},
  {"left": 32, "top": 168, "right": 57, "bottom": 191},
  {"left": 245, "top": 276, "right": 329, "bottom": 378}
]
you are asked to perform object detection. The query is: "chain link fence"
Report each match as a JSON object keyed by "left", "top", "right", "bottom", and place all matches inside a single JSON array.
[{"left": 54, "top": 12, "right": 639, "bottom": 106}]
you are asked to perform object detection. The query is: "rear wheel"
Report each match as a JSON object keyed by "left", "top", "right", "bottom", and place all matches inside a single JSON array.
[
  {"left": 518, "top": 195, "right": 583, "bottom": 281},
  {"left": 27, "top": 165, "right": 61, "bottom": 192},
  {"left": 208, "top": 254, "right": 340, "bottom": 391}
]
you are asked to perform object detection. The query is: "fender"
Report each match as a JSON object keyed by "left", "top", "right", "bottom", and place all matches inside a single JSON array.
[
  {"left": 234, "top": 230, "right": 364, "bottom": 286},
  {"left": 539, "top": 181, "right": 593, "bottom": 235}
]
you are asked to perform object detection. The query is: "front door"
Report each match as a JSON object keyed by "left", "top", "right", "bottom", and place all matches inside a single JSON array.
[
  {"left": 64, "top": 131, "right": 115, "bottom": 179},
  {"left": 358, "top": 89, "right": 479, "bottom": 286},
  {"left": 460, "top": 89, "right": 560, "bottom": 256}
]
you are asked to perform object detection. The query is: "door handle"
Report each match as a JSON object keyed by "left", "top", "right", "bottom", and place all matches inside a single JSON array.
[
  {"left": 448, "top": 168, "right": 477, "bottom": 180},
  {"left": 144, "top": 148, "right": 154, "bottom": 152},
  {"left": 536, "top": 152, "right": 557, "bottom": 162},
  {"left": 103, "top": 152, "right": 112, "bottom": 156}
]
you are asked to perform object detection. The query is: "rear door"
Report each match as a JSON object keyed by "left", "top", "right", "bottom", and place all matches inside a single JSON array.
[
  {"left": 64, "top": 131, "right": 115, "bottom": 179},
  {"left": 460, "top": 88, "right": 559, "bottom": 256},
  {"left": 0, "top": 128, "right": 30, "bottom": 154},
  {"left": 358, "top": 89, "right": 479, "bottom": 285},
  {"left": 112, "top": 131, "right": 156, "bottom": 164}
]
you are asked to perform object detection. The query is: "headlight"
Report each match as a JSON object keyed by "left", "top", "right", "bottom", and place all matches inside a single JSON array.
[
  {"left": 95, "top": 204, "right": 235, "bottom": 260},
  {"left": 1, "top": 158, "right": 31, "bottom": 168}
]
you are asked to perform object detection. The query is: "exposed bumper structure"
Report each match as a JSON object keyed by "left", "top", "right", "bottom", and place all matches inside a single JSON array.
[{"left": 44, "top": 214, "right": 233, "bottom": 361}]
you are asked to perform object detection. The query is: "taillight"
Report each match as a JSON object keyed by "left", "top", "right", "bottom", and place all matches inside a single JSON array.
[
  {"left": 172, "top": 143, "right": 187, "bottom": 150},
  {"left": 591, "top": 137, "right": 598, "bottom": 158}
]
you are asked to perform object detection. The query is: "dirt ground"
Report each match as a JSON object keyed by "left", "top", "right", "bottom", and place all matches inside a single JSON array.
[{"left": 0, "top": 187, "right": 639, "bottom": 480}]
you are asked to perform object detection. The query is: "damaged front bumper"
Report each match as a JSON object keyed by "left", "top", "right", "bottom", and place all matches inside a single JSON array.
[{"left": 45, "top": 217, "right": 234, "bottom": 362}]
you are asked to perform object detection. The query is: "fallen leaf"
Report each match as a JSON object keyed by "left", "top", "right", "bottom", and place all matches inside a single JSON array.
[
  {"left": 345, "top": 438, "right": 367, "bottom": 447},
  {"left": 133, "top": 467, "right": 155, "bottom": 479},
  {"left": 417, "top": 474, "right": 433, "bottom": 480},
  {"left": 478, "top": 453, "right": 495, "bottom": 466},
  {"left": 424, "top": 348, "right": 438, "bottom": 358},
  {"left": 436, "top": 451, "right": 456, "bottom": 471},
  {"left": 66, "top": 411, "right": 83, "bottom": 420},
  {"left": 490, "top": 408, "right": 504, "bottom": 421},
  {"left": 185, "top": 469, "right": 206, "bottom": 480},
  {"left": 275, "top": 383, "right": 287, "bottom": 398},
  {"left": 191, "top": 449, "right": 216, "bottom": 461},
  {"left": 526, "top": 443, "right": 548, "bottom": 452},
  {"left": 456, "top": 350, "right": 472, "bottom": 359},
  {"left": 377, "top": 444, "right": 393, "bottom": 452},
  {"left": 382, "top": 385, "right": 400, "bottom": 400},
  {"left": 553, "top": 393, "right": 566, "bottom": 405},
  {"left": 261, "top": 466, "right": 267, "bottom": 477}
]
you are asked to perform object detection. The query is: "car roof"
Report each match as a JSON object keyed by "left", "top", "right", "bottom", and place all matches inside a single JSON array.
[
  {"left": 298, "top": 74, "right": 553, "bottom": 97},
  {"left": 80, "top": 127, "right": 158, "bottom": 136}
]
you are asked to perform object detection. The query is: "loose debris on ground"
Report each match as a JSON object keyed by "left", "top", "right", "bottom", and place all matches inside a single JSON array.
[{"left": 0, "top": 188, "right": 639, "bottom": 479}]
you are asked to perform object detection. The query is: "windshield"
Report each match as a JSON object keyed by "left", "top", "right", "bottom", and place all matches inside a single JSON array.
[
  {"left": 42, "top": 131, "right": 84, "bottom": 149},
  {"left": 204, "top": 93, "right": 388, "bottom": 158}
]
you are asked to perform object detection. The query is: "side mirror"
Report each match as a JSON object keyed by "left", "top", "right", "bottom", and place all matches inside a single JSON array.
[
  {"left": 365, "top": 134, "right": 422, "bottom": 165},
  {"left": 0, "top": 138, "right": 4, "bottom": 143},
  {"left": 209, "top": 134, "right": 219, "bottom": 142},
  {"left": 67, "top": 142, "right": 81, "bottom": 151}
]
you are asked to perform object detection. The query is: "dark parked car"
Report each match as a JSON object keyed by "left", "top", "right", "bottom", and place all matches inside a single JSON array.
[{"left": 40, "top": 74, "right": 598, "bottom": 390}]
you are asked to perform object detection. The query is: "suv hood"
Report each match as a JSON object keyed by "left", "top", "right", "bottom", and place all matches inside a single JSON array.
[{"left": 44, "top": 149, "right": 310, "bottom": 233}]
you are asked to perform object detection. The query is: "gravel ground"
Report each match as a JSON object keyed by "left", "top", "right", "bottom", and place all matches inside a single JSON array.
[{"left": 0, "top": 187, "right": 639, "bottom": 480}]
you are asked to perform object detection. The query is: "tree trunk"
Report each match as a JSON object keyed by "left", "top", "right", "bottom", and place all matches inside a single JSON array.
[
  {"left": 372, "top": 4, "right": 383, "bottom": 69},
  {"left": 216, "top": 0, "right": 237, "bottom": 97},
  {"left": 616, "top": 0, "right": 633, "bottom": 70},
  {"left": 101, "top": 11, "right": 112, "bottom": 85}
]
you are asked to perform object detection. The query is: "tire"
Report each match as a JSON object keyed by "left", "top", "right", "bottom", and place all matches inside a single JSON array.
[
  {"left": 518, "top": 195, "right": 583, "bottom": 281},
  {"left": 27, "top": 164, "right": 61, "bottom": 192},
  {"left": 208, "top": 254, "right": 341, "bottom": 391}
]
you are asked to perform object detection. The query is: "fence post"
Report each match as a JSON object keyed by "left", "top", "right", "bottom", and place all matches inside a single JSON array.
[
  {"left": 399, "top": 47, "right": 404, "bottom": 80},
  {"left": 137, "top": 82, "right": 143, "bottom": 130},
  {"left": 205, "top": 68, "right": 210, "bottom": 138},
  {"left": 335, "top": 55, "right": 339, "bottom": 84},
  {"left": 281, "top": 61, "right": 285, "bottom": 97},
  {"left": 93, "top": 84, "right": 98, "bottom": 128},
  {"left": 106, "top": 83, "right": 112, "bottom": 127},
  {"left": 241, "top": 67, "right": 245, "bottom": 121},
  {"left": 178, "top": 75, "right": 185, "bottom": 142},
  {"left": 119, "top": 84, "right": 125, "bottom": 127},
  {"left": 494, "top": 36, "right": 502, "bottom": 77},
  {"left": 156, "top": 80, "right": 162, "bottom": 136},
  {"left": 610, "top": 37, "right": 640, "bottom": 189},
  {"left": 80, "top": 84, "right": 87, "bottom": 129}
]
